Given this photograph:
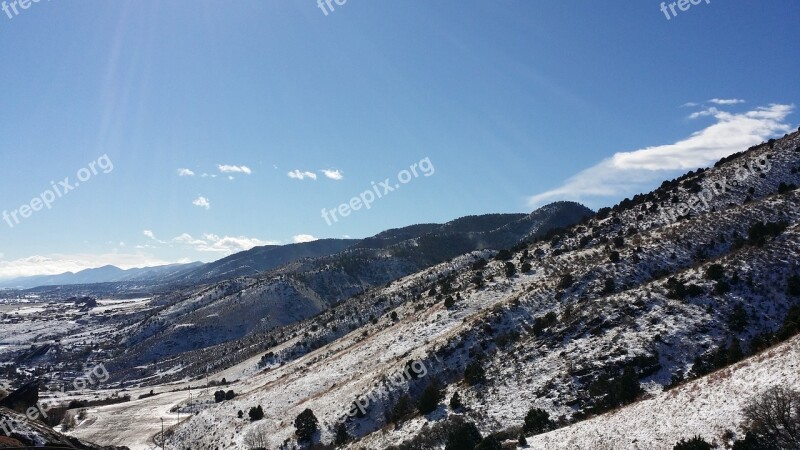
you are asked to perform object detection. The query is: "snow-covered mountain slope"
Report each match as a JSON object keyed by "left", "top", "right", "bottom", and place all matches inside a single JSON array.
[
  {"left": 148, "top": 130, "right": 800, "bottom": 449},
  {"left": 526, "top": 334, "right": 800, "bottom": 450},
  {"left": 103, "top": 203, "right": 589, "bottom": 383}
]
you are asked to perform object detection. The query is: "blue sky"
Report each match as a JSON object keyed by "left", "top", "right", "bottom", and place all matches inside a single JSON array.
[{"left": 0, "top": 0, "right": 798, "bottom": 279}]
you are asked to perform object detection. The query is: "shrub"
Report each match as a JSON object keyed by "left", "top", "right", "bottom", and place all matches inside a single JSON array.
[
  {"left": 557, "top": 274, "right": 575, "bottom": 290},
  {"left": 444, "top": 296, "right": 456, "bottom": 308},
  {"left": 464, "top": 360, "right": 486, "bottom": 386},
  {"left": 522, "top": 408, "right": 553, "bottom": 435},
  {"left": 474, "top": 435, "right": 502, "bottom": 450},
  {"left": 248, "top": 405, "right": 264, "bottom": 421},
  {"left": 521, "top": 262, "right": 532, "bottom": 273},
  {"left": 449, "top": 392, "right": 463, "bottom": 410},
  {"left": 747, "top": 221, "right": 789, "bottom": 247},
  {"left": 532, "top": 311, "right": 558, "bottom": 336},
  {"left": 728, "top": 305, "right": 748, "bottom": 333},
  {"left": 495, "top": 249, "right": 513, "bottom": 261},
  {"left": 705, "top": 264, "right": 725, "bottom": 281},
  {"left": 243, "top": 425, "right": 270, "bottom": 450},
  {"left": 505, "top": 262, "right": 517, "bottom": 278},
  {"left": 418, "top": 380, "right": 444, "bottom": 414},
  {"left": 295, "top": 408, "right": 319, "bottom": 443},
  {"left": 673, "top": 436, "right": 712, "bottom": 450},
  {"left": 602, "top": 278, "right": 616, "bottom": 295},
  {"left": 334, "top": 423, "right": 350, "bottom": 447},
  {"left": 214, "top": 390, "right": 226, "bottom": 403},
  {"left": 788, "top": 275, "right": 800, "bottom": 297},
  {"left": 715, "top": 280, "right": 731, "bottom": 295},
  {"left": 776, "top": 304, "right": 800, "bottom": 341},
  {"left": 731, "top": 432, "right": 771, "bottom": 450},
  {"left": 444, "top": 420, "right": 482, "bottom": 450},
  {"left": 390, "top": 394, "right": 415, "bottom": 423},
  {"left": 741, "top": 387, "right": 800, "bottom": 449}
]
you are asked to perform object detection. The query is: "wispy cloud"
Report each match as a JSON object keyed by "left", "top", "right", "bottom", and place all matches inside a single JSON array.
[
  {"left": 218, "top": 164, "right": 253, "bottom": 175},
  {"left": 143, "top": 230, "right": 168, "bottom": 244},
  {"left": 293, "top": 234, "right": 318, "bottom": 243},
  {"left": 192, "top": 196, "right": 211, "bottom": 210},
  {"left": 709, "top": 98, "right": 746, "bottom": 105},
  {"left": 177, "top": 168, "right": 195, "bottom": 177},
  {"left": 172, "top": 233, "right": 278, "bottom": 254},
  {"left": 288, "top": 170, "right": 318, "bottom": 180},
  {"left": 688, "top": 107, "right": 721, "bottom": 119},
  {"left": 528, "top": 103, "right": 794, "bottom": 208},
  {"left": 321, "top": 169, "right": 344, "bottom": 180}
]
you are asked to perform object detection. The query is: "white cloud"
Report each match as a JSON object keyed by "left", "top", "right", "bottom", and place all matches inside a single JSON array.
[
  {"left": 172, "top": 233, "right": 278, "bottom": 254},
  {"left": 528, "top": 103, "right": 794, "bottom": 208},
  {"left": 288, "top": 170, "right": 317, "bottom": 180},
  {"left": 218, "top": 164, "right": 253, "bottom": 175},
  {"left": 177, "top": 168, "right": 195, "bottom": 177},
  {"left": 293, "top": 234, "right": 318, "bottom": 243},
  {"left": 0, "top": 254, "right": 180, "bottom": 280},
  {"left": 192, "top": 196, "right": 211, "bottom": 210},
  {"left": 143, "top": 230, "right": 168, "bottom": 244},
  {"left": 709, "top": 98, "right": 746, "bottom": 105},
  {"left": 321, "top": 169, "right": 344, "bottom": 180},
  {"left": 688, "top": 107, "right": 721, "bottom": 119}
]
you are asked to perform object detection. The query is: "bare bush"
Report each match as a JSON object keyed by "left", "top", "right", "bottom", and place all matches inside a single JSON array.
[
  {"left": 742, "top": 386, "right": 800, "bottom": 449},
  {"left": 244, "top": 424, "right": 271, "bottom": 450}
]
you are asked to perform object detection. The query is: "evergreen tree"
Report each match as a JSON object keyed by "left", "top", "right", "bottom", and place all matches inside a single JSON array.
[
  {"left": 464, "top": 360, "right": 486, "bottom": 386},
  {"left": 444, "top": 420, "right": 482, "bottom": 450},
  {"left": 417, "top": 380, "right": 444, "bottom": 414},
  {"left": 334, "top": 423, "right": 350, "bottom": 447},
  {"left": 294, "top": 408, "right": 319, "bottom": 443},
  {"left": 474, "top": 435, "right": 502, "bottom": 450},
  {"left": 249, "top": 405, "right": 264, "bottom": 421},
  {"left": 523, "top": 408, "right": 553, "bottom": 435}
]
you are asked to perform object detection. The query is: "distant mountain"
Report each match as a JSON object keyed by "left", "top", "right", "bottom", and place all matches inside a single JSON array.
[
  {"left": 0, "top": 262, "right": 203, "bottom": 290},
  {"left": 159, "top": 238, "right": 361, "bottom": 285},
  {"left": 105, "top": 202, "right": 592, "bottom": 378}
]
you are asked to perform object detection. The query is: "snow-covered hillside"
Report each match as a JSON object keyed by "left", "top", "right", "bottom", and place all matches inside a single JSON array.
[{"left": 527, "top": 334, "right": 800, "bottom": 449}]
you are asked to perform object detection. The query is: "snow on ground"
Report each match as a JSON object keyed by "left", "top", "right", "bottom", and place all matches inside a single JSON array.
[{"left": 527, "top": 334, "right": 800, "bottom": 450}]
